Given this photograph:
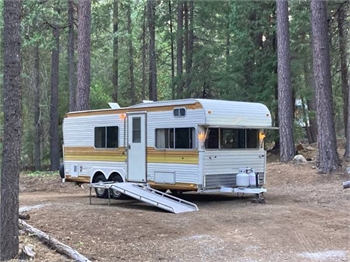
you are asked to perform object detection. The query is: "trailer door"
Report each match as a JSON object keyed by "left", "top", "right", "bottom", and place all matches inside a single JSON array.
[{"left": 127, "top": 112, "right": 146, "bottom": 182}]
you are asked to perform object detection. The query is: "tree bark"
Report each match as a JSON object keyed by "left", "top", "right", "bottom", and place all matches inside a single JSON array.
[
  {"left": 127, "top": 3, "right": 136, "bottom": 104},
  {"left": 277, "top": 0, "right": 294, "bottom": 162},
  {"left": 184, "top": 1, "right": 189, "bottom": 91},
  {"left": 169, "top": 0, "right": 175, "bottom": 100},
  {"left": 34, "top": 44, "right": 42, "bottom": 171},
  {"left": 338, "top": 5, "right": 349, "bottom": 144},
  {"left": 303, "top": 61, "right": 318, "bottom": 144},
  {"left": 76, "top": 0, "right": 91, "bottom": 111},
  {"left": 68, "top": 0, "right": 76, "bottom": 111},
  {"left": 185, "top": 1, "right": 194, "bottom": 94},
  {"left": 176, "top": 1, "right": 184, "bottom": 98},
  {"left": 19, "top": 220, "right": 91, "bottom": 262},
  {"left": 148, "top": 0, "right": 157, "bottom": 101},
  {"left": 1, "top": 0, "right": 22, "bottom": 260},
  {"left": 112, "top": 0, "right": 119, "bottom": 103},
  {"left": 346, "top": 45, "right": 350, "bottom": 159},
  {"left": 142, "top": 6, "right": 147, "bottom": 101},
  {"left": 310, "top": 0, "right": 340, "bottom": 173},
  {"left": 50, "top": 23, "right": 60, "bottom": 171}
]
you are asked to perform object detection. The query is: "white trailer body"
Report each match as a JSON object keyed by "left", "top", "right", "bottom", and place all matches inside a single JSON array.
[{"left": 61, "top": 99, "right": 274, "bottom": 197}]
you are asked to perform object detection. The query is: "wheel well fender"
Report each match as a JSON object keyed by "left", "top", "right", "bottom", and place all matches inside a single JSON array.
[
  {"left": 92, "top": 171, "right": 106, "bottom": 183},
  {"left": 108, "top": 172, "right": 124, "bottom": 182}
]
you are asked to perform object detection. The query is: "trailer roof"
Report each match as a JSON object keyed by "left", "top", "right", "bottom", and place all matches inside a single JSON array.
[
  {"left": 131, "top": 99, "right": 273, "bottom": 128},
  {"left": 66, "top": 99, "right": 275, "bottom": 128}
]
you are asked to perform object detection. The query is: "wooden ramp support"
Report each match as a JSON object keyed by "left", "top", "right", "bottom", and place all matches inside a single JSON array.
[{"left": 89, "top": 182, "right": 199, "bottom": 214}]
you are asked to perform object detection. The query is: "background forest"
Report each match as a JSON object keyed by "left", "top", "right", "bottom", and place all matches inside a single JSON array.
[{"left": 0, "top": 0, "right": 349, "bottom": 170}]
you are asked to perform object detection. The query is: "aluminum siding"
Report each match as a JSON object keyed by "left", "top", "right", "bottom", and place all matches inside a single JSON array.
[
  {"left": 147, "top": 163, "right": 199, "bottom": 184},
  {"left": 63, "top": 114, "right": 125, "bottom": 147},
  {"left": 204, "top": 150, "right": 266, "bottom": 189},
  {"left": 197, "top": 99, "right": 272, "bottom": 127}
]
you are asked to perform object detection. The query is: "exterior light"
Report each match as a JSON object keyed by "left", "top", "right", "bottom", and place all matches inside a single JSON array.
[
  {"left": 198, "top": 131, "right": 206, "bottom": 142},
  {"left": 259, "top": 132, "right": 265, "bottom": 141}
]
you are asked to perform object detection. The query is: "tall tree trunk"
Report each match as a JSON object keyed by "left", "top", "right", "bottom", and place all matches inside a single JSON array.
[
  {"left": 304, "top": 61, "right": 318, "bottom": 143},
  {"left": 346, "top": 67, "right": 350, "bottom": 159},
  {"left": 169, "top": 0, "right": 175, "bottom": 99},
  {"left": 277, "top": 0, "right": 294, "bottom": 162},
  {"left": 310, "top": 0, "right": 340, "bottom": 173},
  {"left": 112, "top": 0, "right": 119, "bottom": 103},
  {"left": 184, "top": 1, "right": 188, "bottom": 92},
  {"left": 127, "top": 3, "right": 136, "bottom": 104},
  {"left": 185, "top": 1, "right": 194, "bottom": 94},
  {"left": 226, "top": 3, "right": 230, "bottom": 72},
  {"left": 337, "top": 5, "right": 349, "bottom": 140},
  {"left": 176, "top": 1, "right": 184, "bottom": 98},
  {"left": 1, "top": 0, "right": 22, "bottom": 260},
  {"left": 34, "top": 44, "right": 42, "bottom": 171},
  {"left": 76, "top": 0, "right": 91, "bottom": 111},
  {"left": 148, "top": 0, "right": 157, "bottom": 101},
  {"left": 50, "top": 24, "right": 60, "bottom": 171},
  {"left": 142, "top": 6, "right": 147, "bottom": 101},
  {"left": 68, "top": 0, "right": 76, "bottom": 111}
]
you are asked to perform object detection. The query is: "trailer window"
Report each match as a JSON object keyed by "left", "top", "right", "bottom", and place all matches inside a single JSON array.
[
  {"left": 205, "top": 128, "right": 258, "bottom": 149},
  {"left": 156, "top": 128, "right": 195, "bottom": 149},
  {"left": 94, "top": 126, "right": 119, "bottom": 148},
  {"left": 173, "top": 107, "right": 186, "bottom": 117}
]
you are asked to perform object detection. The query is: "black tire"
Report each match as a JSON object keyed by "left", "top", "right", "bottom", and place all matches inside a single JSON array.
[
  {"left": 94, "top": 174, "right": 108, "bottom": 198},
  {"left": 59, "top": 164, "right": 65, "bottom": 179},
  {"left": 109, "top": 175, "right": 126, "bottom": 199}
]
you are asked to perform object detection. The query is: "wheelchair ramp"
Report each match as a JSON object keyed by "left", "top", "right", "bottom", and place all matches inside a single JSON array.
[{"left": 90, "top": 182, "right": 198, "bottom": 214}]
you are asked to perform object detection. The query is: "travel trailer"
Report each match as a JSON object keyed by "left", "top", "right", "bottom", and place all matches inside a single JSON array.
[{"left": 60, "top": 98, "right": 275, "bottom": 202}]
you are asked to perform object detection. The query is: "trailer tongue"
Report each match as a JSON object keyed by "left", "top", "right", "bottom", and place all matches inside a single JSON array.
[{"left": 89, "top": 182, "right": 199, "bottom": 213}]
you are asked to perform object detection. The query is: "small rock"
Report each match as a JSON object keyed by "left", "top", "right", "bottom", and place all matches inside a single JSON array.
[
  {"left": 22, "top": 244, "right": 36, "bottom": 259},
  {"left": 293, "top": 154, "right": 307, "bottom": 164}
]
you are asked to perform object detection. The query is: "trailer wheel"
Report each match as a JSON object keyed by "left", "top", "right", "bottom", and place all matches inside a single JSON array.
[
  {"left": 94, "top": 174, "right": 108, "bottom": 198},
  {"left": 109, "top": 174, "right": 126, "bottom": 199},
  {"left": 59, "top": 164, "right": 65, "bottom": 179}
]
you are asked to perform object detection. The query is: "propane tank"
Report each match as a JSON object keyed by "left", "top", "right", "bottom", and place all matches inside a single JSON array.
[
  {"left": 236, "top": 168, "right": 249, "bottom": 188},
  {"left": 248, "top": 169, "right": 256, "bottom": 187}
]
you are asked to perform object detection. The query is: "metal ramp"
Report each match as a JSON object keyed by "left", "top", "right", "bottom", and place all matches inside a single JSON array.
[{"left": 89, "top": 182, "right": 198, "bottom": 214}]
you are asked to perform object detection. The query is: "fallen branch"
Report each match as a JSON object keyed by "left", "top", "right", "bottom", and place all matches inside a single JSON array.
[
  {"left": 343, "top": 181, "right": 350, "bottom": 189},
  {"left": 19, "top": 219, "right": 91, "bottom": 262}
]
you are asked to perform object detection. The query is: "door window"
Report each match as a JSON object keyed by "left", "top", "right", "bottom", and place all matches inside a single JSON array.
[{"left": 132, "top": 117, "right": 141, "bottom": 143}]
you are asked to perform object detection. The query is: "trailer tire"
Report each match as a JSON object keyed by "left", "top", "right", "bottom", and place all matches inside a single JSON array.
[
  {"left": 109, "top": 174, "right": 126, "bottom": 199},
  {"left": 59, "top": 164, "right": 65, "bottom": 179},
  {"left": 94, "top": 174, "right": 108, "bottom": 198}
]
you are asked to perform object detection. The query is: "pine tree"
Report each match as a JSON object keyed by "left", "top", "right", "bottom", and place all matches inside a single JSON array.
[
  {"left": 0, "top": 0, "right": 22, "bottom": 259},
  {"left": 76, "top": 0, "right": 91, "bottom": 110},
  {"left": 310, "top": 0, "right": 340, "bottom": 173},
  {"left": 277, "top": 0, "right": 294, "bottom": 162}
]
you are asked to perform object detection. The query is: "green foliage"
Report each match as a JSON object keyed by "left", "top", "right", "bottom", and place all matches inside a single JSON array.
[
  {"left": 2, "top": 0, "right": 348, "bottom": 169},
  {"left": 24, "top": 171, "right": 58, "bottom": 177}
]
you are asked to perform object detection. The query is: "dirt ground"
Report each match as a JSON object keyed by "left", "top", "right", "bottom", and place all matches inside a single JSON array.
[{"left": 17, "top": 155, "right": 350, "bottom": 262}]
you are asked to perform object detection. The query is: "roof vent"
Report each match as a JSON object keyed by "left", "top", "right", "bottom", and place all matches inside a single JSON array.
[{"left": 108, "top": 102, "right": 121, "bottom": 109}]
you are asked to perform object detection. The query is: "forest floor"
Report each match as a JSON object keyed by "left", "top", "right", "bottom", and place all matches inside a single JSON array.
[{"left": 16, "top": 147, "right": 350, "bottom": 262}]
